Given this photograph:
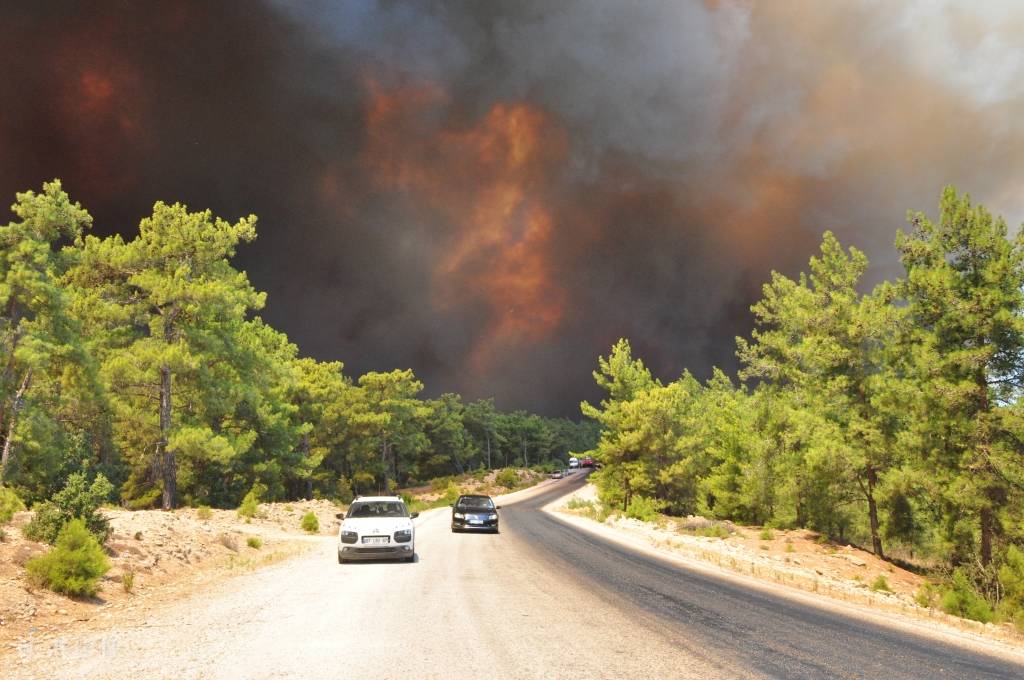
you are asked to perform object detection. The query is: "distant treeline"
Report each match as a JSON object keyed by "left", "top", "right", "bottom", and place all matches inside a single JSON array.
[
  {"left": 0, "top": 181, "right": 597, "bottom": 510},
  {"left": 583, "top": 188, "right": 1024, "bottom": 624}
]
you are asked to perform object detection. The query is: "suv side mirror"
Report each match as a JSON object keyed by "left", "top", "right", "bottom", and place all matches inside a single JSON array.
[
  {"left": 335, "top": 512, "right": 345, "bottom": 519},
  {"left": 495, "top": 505, "right": 502, "bottom": 510},
  {"left": 411, "top": 512, "right": 420, "bottom": 519}
]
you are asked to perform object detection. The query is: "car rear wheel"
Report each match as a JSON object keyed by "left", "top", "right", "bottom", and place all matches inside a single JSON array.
[{"left": 404, "top": 554, "right": 415, "bottom": 563}]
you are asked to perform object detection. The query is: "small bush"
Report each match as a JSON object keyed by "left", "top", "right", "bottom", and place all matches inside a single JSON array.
[
  {"left": 237, "top": 482, "right": 267, "bottom": 519},
  {"left": 915, "top": 582, "right": 941, "bottom": 609},
  {"left": 870, "top": 575, "right": 891, "bottom": 592},
  {"left": 625, "top": 496, "right": 662, "bottom": 522},
  {"left": 430, "top": 476, "right": 455, "bottom": 493},
  {"left": 23, "top": 473, "right": 113, "bottom": 545},
  {"left": 941, "top": 568, "right": 994, "bottom": 623},
  {"left": 440, "top": 482, "right": 461, "bottom": 506},
  {"left": 301, "top": 511, "right": 319, "bottom": 534},
  {"left": 697, "top": 524, "right": 729, "bottom": 539},
  {"left": 759, "top": 527, "right": 774, "bottom": 541},
  {"left": 26, "top": 519, "right": 110, "bottom": 597},
  {"left": 196, "top": 505, "right": 212, "bottom": 520},
  {"left": 785, "top": 541, "right": 795, "bottom": 553},
  {"left": 121, "top": 569, "right": 135, "bottom": 593},
  {"left": 566, "top": 497, "right": 595, "bottom": 511},
  {"left": 0, "top": 486, "right": 26, "bottom": 523},
  {"left": 495, "top": 468, "right": 520, "bottom": 489},
  {"left": 246, "top": 536, "right": 263, "bottom": 550}
]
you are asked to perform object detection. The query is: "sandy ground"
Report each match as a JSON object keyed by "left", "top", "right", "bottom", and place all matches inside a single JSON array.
[
  {"left": 548, "top": 482, "right": 1024, "bottom": 653},
  {"left": 0, "top": 499, "right": 344, "bottom": 652}
]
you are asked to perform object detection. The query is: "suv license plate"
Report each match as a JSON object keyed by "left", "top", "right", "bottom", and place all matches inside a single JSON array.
[
  {"left": 469, "top": 520, "right": 483, "bottom": 525},
  {"left": 362, "top": 536, "right": 389, "bottom": 545}
]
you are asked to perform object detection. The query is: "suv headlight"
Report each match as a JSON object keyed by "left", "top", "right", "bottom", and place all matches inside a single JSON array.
[
  {"left": 341, "top": 530, "right": 358, "bottom": 544},
  {"left": 394, "top": 529, "right": 412, "bottom": 543},
  {"left": 488, "top": 513, "right": 498, "bottom": 520},
  {"left": 453, "top": 512, "right": 465, "bottom": 519}
]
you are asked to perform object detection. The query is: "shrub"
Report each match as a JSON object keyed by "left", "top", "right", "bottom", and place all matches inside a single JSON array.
[
  {"left": 759, "top": 527, "right": 775, "bottom": 541},
  {"left": 430, "top": 476, "right": 455, "bottom": 493},
  {"left": 246, "top": 536, "right": 263, "bottom": 550},
  {"left": 0, "top": 486, "right": 25, "bottom": 524},
  {"left": 566, "top": 497, "right": 595, "bottom": 511},
  {"left": 196, "top": 505, "right": 212, "bottom": 520},
  {"left": 237, "top": 482, "right": 267, "bottom": 519},
  {"left": 625, "top": 496, "right": 662, "bottom": 522},
  {"left": 121, "top": 569, "right": 135, "bottom": 593},
  {"left": 301, "top": 511, "right": 319, "bottom": 534},
  {"left": 698, "top": 524, "right": 729, "bottom": 539},
  {"left": 915, "top": 582, "right": 941, "bottom": 609},
  {"left": 26, "top": 519, "right": 110, "bottom": 597},
  {"left": 495, "top": 468, "right": 519, "bottom": 489},
  {"left": 23, "top": 473, "right": 113, "bottom": 544},
  {"left": 998, "top": 544, "right": 1024, "bottom": 629},
  {"left": 941, "top": 568, "right": 994, "bottom": 623},
  {"left": 870, "top": 575, "right": 891, "bottom": 592}
]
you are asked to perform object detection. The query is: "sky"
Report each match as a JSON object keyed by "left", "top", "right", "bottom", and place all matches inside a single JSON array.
[{"left": 2, "top": 1, "right": 1023, "bottom": 416}]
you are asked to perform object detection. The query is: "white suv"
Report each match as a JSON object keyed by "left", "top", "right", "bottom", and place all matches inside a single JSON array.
[{"left": 337, "top": 496, "right": 418, "bottom": 563}]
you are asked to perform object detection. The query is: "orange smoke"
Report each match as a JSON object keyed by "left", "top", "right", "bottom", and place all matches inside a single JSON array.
[{"left": 363, "top": 80, "right": 568, "bottom": 371}]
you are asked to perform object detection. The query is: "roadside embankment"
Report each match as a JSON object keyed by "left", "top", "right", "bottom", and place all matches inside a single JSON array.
[
  {"left": 547, "top": 482, "right": 1024, "bottom": 651},
  {"left": 0, "top": 499, "right": 342, "bottom": 653}
]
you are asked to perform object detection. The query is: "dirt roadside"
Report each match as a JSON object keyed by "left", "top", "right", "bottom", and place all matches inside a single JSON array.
[
  {"left": 547, "top": 482, "right": 1024, "bottom": 658},
  {"left": 0, "top": 470, "right": 550, "bottom": 659},
  {"left": 0, "top": 499, "right": 344, "bottom": 655}
]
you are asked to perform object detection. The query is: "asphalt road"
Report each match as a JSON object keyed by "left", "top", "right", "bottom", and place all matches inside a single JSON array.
[
  {"left": 506, "top": 472, "right": 1024, "bottom": 679},
  {"left": 11, "top": 476, "right": 1024, "bottom": 679}
]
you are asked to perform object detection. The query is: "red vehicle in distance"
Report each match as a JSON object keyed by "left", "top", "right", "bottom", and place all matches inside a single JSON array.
[{"left": 581, "top": 456, "right": 595, "bottom": 468}]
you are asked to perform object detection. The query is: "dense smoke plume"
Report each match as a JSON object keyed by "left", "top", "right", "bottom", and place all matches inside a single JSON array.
[{"left": 2, "top": 1, "right": 1023, "bottom": 415}]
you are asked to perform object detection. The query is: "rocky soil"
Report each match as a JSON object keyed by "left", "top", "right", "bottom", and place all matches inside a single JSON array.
[{"left": 0, "top": 498, "right": 344, "bottom": 653}]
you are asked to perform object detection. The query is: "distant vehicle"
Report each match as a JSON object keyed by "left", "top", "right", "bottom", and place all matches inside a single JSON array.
[
  {"left": 451, "top": 494, "right": 500, "bottom": 533},
  {"left": 337, "top": 496, "right": 418, "bottom": 563},
  {"left": 568, "top": 457, "right": 580, "bottom": 469},
  {"left": 581, "top": 456, "right": 595, "bottom": 468},
  {"left": 550, "top": 470, "right": 564, "bottom": 479}
]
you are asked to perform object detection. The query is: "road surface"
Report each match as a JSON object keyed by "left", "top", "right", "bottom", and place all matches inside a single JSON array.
[{"left": 11, "top": 474, "right": 1024, "bottom": 679}]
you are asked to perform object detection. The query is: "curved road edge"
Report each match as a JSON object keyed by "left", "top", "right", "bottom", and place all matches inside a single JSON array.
[{"left": 534, "top": 477, "right": 1024, "bottom": 668}]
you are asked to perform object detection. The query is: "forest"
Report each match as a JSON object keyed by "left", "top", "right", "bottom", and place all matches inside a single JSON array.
[
  {"left": 583, "top": 187, "right": 1024, "bottom": 626},
  {"left": 0, "top": 180, "right": 597, "bottom": 511}
]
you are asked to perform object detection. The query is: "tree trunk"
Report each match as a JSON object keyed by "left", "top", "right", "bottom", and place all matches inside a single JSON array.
[
  {"left": 0, "top": 370, "right": 31, "bottom": 484},
  {"left": 159, "top": 364, "right": 176, "bottom": 510},
  {"left": 485, "top": 432, "right": 491, "bottom": 469},
  {"left": 865, "top": 464, "right": 884, "bottom": 559},
  {"left": 381, "top": 439, "right": 391, "bottom": 494},
  {"left": 980, "top": 504, "right": 994, "bottom": 567}
]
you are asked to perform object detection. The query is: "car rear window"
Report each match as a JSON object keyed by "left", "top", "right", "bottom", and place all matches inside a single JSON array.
[{"left": 348, "top": 501, "right": 408, "bottom": 518}]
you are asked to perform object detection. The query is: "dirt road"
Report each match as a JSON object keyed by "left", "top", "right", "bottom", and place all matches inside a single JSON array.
[{"left": 9, "top": 476, "right": 1024, "bottom": 679}]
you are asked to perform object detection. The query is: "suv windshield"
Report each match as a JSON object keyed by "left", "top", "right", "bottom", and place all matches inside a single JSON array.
[
  {"left": 348, "top": 501, "right": 408, "bottom": 518},
  {"left": 457, "top": 497, "right": 494, "bottom": 510}
]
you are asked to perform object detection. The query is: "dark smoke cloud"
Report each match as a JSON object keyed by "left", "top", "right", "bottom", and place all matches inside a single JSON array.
[{"left": 2, "top": 1, "right": 1023, "bottom": 415}]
